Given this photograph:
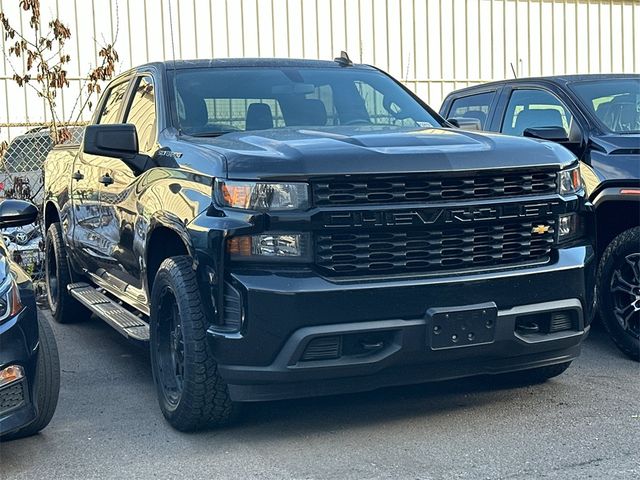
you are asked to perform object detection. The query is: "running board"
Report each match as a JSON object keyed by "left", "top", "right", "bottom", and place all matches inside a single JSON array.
[{"left": 68, "top": 283, "right": 149, "bottom": 342}]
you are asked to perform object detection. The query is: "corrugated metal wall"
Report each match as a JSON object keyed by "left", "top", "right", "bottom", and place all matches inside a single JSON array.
[{"left": 1, "top": 0, "right": 639, "bottom": 141}]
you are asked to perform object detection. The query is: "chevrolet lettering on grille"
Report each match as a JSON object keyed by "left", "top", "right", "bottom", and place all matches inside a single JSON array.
[{"left": 321, "top": 201, "right": 561, "bottom": 229}]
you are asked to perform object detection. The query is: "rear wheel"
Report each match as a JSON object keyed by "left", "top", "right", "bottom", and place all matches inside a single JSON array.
[
  {"left": 45, "top": 222, "right": 90, "bottom": 324},
  {"left": 3, "top": 315, "right": 61, "bottom": 440},
  {"left": 150, "top": 256, "right": 237, "bottom": 431},
  {"left": 597, "top": 227, "right": 640, "bottom": 361}
]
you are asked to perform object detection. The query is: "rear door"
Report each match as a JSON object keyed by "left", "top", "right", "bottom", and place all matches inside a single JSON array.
[{"left": 69, "top": 78, "right": 132, "bottom": 274}]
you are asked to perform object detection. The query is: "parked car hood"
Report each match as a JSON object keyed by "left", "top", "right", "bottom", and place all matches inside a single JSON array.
[
  {"left": 182, "top": 126, "right": 577, "bottom": 180},
  {"left": 590, "top": 133, "right": 640, "bottom": 155},
  {"left": 584, "top": 133, "right": 640, "bottom": 190}
]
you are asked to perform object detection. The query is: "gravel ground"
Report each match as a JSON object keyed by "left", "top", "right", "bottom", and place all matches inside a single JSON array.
[{"left": 2, "top": 310, "right": 639, "bottom": 480}]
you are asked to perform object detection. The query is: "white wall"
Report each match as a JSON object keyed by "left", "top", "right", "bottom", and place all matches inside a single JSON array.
[{"left": 1, "top": 0, "right": 639, "bottom": 141}]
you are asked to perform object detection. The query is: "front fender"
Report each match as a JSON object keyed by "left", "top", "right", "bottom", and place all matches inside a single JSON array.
[{"left": 186, "top": 208, "right": 266, "bottom": 326}]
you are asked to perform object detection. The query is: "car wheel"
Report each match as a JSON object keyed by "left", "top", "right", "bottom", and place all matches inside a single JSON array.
[
  {"left": 3, "top": 315, "right": 61, "bottom": 440},
  {"left": 597, "top": 227, "right": 640, "bottom": 361},
  {"left": 45, "top": 222, "right": 90, "bottom": 324},
  {"left": 150, "top": 256, "right": 237, "bottom": 431}
]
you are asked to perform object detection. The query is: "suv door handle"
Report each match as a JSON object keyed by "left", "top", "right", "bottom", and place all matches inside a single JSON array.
[
  {"left": 72, "top": 170, "right": 84, "bottom": 181},
  {"left": 99, "top": 174, "right": 114, "bottom": 186}
]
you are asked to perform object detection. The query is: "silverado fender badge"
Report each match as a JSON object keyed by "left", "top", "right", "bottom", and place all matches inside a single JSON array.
[
  {"left": 156, "top": 150, "right": 183, "bottom": 159},
  {"left": 532, "top": 224, "right": 551, "bottom": 234}
]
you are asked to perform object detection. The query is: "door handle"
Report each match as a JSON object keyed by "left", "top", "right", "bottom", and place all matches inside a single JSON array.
[
  {"left": 72, "top": 170, "right": 84, "bottom": 181},
  {"left": 99, "top": 174, "right": 114, "bottom": 186}
]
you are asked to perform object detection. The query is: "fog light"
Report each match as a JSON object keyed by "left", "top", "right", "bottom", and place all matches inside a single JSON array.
[
  {"left": 228, "top": 233, "right": 311, "bottom": 261},
  {"left": 558, "top": 213, "right": 583, "bottom": 242},
  {"left": 0, "top": 365, "right": 24, "bottom": 388}
]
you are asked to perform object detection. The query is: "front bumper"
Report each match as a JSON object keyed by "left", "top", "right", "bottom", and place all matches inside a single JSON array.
[
  {"left": 0, "top": 306, "right": 39, "bottom": 437},
  {"left": 207, "top": 245, "right": 595, "bottom": 402}
]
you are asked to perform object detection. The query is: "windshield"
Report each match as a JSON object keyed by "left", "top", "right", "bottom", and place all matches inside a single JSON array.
[
  {"left": 171, "top": 66, "right": 440, "bottom": 136},
  {"left": 569, "top": 78, "right": 640, "bottom": 133}
]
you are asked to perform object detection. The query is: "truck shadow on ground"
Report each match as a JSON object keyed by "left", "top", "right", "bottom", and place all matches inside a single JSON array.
[{"left": 56, "top": 312, "right": 629, "bottom": 438}]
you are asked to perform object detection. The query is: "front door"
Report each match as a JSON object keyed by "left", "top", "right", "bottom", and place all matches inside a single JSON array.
[{"left": 96, "top": 75, "right": 159, "bottom": 306}]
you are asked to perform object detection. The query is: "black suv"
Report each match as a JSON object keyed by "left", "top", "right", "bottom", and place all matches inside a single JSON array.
[
  {"left": 0, "top": 199, "right": 60, "bottom": 440},
  {"left": 44, "top": 58, "right": 593, "bottom": 431},
  {"left": 441, "top": 74, "right": 640, "bottom": 360}
]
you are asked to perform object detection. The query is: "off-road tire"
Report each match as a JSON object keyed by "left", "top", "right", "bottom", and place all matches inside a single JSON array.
[
  {"left": 2, "top": 315, "right": 61, "bottom": 440},
  {"left": 45, "top": 222, "right": 90, "bottom": 323},
  {"left": 596, "top": 227, "right": 640, "bottom": 361},
  {"left": 150, "top": 256, "right": 237, "bottom": 431}
]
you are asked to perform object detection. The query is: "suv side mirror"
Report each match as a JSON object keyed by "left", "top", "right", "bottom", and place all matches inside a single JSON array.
[
  {"left": 0, "top": 200, "right": 38, "bottom": 229},
  {"left": 523, "top": 126, "right": 569, "bottom": 143},
  {"left": 447, "top": 117, "right": 481, "bottom": 131},
  {"left": 83, "top": 123, "right": 139, "bottom": 159}
]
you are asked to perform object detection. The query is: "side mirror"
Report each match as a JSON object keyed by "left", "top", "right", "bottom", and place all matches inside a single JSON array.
[
  {"left": 523, "top": 126, "right": 569, "bottom": 143},
  {"left": 0, "top": 200, "right": 38, "bottom": 229},
  {"left": 447, "top": 117, "right": 481, "bottom": 131},
  {"left": 83, "top": 123, "right": 139, "bottom": 159}
]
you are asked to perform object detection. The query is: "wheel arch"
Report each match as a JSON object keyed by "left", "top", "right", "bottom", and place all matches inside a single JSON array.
[
  {"left": 592, "top": 188, "right": 640, "bottom": 256},
  {"left": 145, "top": 220, "right": 194, "bottom": 294},
  {"left": 43, "top": 200, "right": 61, "bottom": 231}
]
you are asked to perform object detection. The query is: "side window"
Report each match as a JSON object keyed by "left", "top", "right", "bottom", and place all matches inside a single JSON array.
[
  {"left": 448, "top": 91, "right": 495, "bottom": 130},
  {"left": 125, "top": 76, "right": 157, "bottom": 152},
  {"left": 97, "top": 81, "right": 130, "bottom": 125},
  {"left": 501, "top": 89, "right": 573, "bottom": 136}
]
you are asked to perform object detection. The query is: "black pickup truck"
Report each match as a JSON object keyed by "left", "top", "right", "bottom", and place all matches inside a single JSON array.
[
  {"left": 441, "top": 74, "right": 639, "bottom": 360},
  {"left": 44, "top": 57, "right": 593, "bottom": 431}
]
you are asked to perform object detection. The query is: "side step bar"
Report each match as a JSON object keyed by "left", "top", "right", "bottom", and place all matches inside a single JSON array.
[{"left": 68, "top": 283, "right": 150, "bottom": 342}]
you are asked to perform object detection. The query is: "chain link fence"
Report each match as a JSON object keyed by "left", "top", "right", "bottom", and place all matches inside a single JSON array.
[{"left": 1, "top": 124, "right": 85, "bottom": 293}]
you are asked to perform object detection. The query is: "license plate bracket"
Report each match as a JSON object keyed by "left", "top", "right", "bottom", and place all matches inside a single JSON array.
[{"left": 427, "top": 302, "right": 497, "bottom": 350}]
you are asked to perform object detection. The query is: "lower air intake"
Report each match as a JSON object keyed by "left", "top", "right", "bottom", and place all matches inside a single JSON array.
[{"left": 301, "top": 336, "right": 342, "bottom": 361}]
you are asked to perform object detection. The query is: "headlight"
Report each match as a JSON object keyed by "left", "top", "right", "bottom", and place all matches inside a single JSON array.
[
  {"left": 0, "top": 274, "right": 22, "bottom": 323},
  {"left": 214, "top": 179, "right": 309, "bottom": 211},
  {"left": 558, "top": 166, "right": 582, "bottom": 195},
  {"left": 228, "top": 233, "right": 311, "bottom": 261}
]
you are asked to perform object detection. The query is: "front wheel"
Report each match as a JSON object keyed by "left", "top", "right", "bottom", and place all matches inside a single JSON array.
[
  {"left": 3, "top": 315, "right": 61, "bottom": 440},
  {"left": 149, "top": 256, "right": 237, "bottom": 431},
  {"left": 597, "top": 227, "right": 640, "bottom": 361}
]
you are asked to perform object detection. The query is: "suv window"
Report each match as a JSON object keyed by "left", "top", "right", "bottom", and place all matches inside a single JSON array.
[
  {"left": 448, "top": 91, "right": 495, "bottom": 130},
  {"left": 97, "top": 81, "right": 130, "bottom": 125},
  {"left": 501, "top": 89, "right": 573, "bottom": 136},
  {"left": 125, "top": 76, "right": 157, "bottom": 152}
]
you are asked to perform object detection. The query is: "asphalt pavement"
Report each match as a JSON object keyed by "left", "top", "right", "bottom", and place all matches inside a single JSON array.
[{"left": 2, "top": 310, "right": 639, "bottom": 480}]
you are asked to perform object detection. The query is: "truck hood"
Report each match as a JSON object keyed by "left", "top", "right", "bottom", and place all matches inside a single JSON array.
[
  {"left": 185, "top": 126, "right": 577, "bottom": 180},
  {"left": 590, "top": 133, "right": 640, "bottom": 155},
  {"left": 584, "top": 133, "right": 640, "bottom": 191}
]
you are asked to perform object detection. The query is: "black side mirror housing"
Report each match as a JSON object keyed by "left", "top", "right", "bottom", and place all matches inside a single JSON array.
[
  {"left": 523, "top": 126, "right": 570, "bottom": 143},
  {"left": 83, "top": 123, "right": 139, "bottom": 159},
  {"left": 0, "top": 200, "right": 39, "bottom": 229},
  {"left": 447, "top": 117, "right": 481, "bottom": 131},
  {"left": 83, "top": 124, "right": 154, "bottom": 173}
]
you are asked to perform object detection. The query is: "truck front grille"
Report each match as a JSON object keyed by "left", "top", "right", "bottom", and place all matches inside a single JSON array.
[
  {"left": 312, "top": 171, "right": 558, "bottom": 206},
  {"left": 315, "top": 220, "right": 555, "bottom": 276}
]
